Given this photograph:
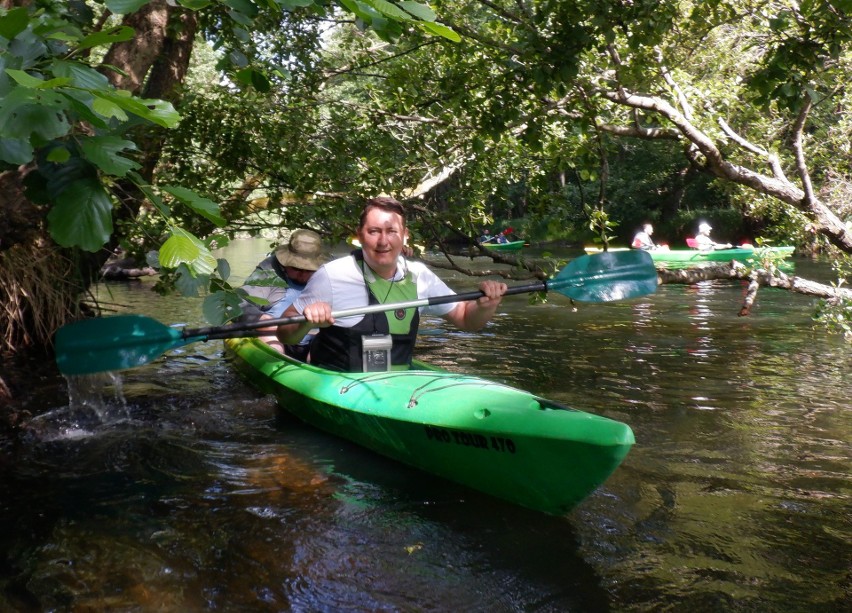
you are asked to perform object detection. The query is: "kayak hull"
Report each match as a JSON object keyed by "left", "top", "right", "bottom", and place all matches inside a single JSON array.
[
  {"left": 482, "top": 240, "right": 525, "bottom": 252},
  {"left": 649, "top": 246, "right": 794, "bottom": 265},
  {"left": 585, "top": 246, "right": 794, "bottom": 267},
  {"left": 225, "top": 338, "right": 634, "bottom": 514}
]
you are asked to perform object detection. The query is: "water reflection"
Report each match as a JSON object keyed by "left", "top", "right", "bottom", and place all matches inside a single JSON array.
[{"left": 1, "top": 241, "right": 849, "bottom": 611}]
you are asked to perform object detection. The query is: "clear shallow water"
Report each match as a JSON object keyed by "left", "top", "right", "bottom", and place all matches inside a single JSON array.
[{"left": 1, "top": 241, "right": 849, "bottom": 611}]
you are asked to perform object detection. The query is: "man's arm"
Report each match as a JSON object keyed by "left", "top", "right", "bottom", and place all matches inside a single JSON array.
[
  {"left": 442, "top": 280, "right": 507, "bottom": 332},
  {"left": 276, "top": 302, "right": 334, "bottom": 345}
]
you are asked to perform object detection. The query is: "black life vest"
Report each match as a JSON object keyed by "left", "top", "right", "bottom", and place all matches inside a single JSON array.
[{"left": 309, "top": 251, "right": 420, "bottom": 372}]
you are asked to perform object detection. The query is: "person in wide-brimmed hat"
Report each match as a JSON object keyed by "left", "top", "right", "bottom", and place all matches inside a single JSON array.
[
  {"left": 273, "top": 229, "right": 327, "bottom": 271},
  {"left": 240, "top": 229, "right": 329, "bottom": 359}
]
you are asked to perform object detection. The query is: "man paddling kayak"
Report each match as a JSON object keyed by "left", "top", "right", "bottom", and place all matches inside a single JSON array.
[
  {"left": 276, "top": 197, "right": 507, "bottom": 371},
  {"left": 632, "top": 222, "right": 657, "bottom": 251},
  {"left": 694, "top": 221, "right": 732, "bottom": 250}
]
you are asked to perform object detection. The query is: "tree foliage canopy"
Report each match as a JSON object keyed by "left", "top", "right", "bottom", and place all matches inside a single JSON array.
[{"left": 1, "top": 0, "right": 850, "bottom": 345}]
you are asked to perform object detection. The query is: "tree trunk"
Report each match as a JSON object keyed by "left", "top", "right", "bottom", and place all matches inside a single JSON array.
[
  {"left": 99, "top": 1, "right": 172, "bottom": 94},
  {"left": 137, "top": 6, "right": 198, "bottom": 181}
]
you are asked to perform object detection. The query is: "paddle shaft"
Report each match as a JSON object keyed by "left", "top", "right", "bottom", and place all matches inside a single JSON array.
[
  {"left": 54, "top": 250, "right": 657, "bottom": 375},
  {"left": 190, "top": 281, "right": 547, "bottom": 341}
]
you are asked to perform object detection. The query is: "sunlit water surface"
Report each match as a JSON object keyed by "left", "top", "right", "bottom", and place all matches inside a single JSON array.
[{"left": 0, "top": 239, "right": 848, "bottom": 611}]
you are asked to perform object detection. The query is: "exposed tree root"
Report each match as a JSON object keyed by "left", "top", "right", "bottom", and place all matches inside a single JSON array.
[{"left": 0, "top": 242, "right": 83, "bottom": 355}]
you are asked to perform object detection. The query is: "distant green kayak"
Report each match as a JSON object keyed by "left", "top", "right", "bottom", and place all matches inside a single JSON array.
[
  {"left": 482, "top": 239, "right": 526, "bottom": 252},
  {"left": 649, "top": 246, "right": 794, "bottom": 265},
  {"left": 585, "top": 246, "right": 795, "bottom": 267},
  {"left": 225, "top": 338, "right": 634, "bottom": 514}
]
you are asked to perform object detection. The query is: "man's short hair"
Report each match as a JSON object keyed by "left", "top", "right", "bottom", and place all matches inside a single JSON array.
[{"left": 360, "top": 196, "right": 406, "bottom": 228}]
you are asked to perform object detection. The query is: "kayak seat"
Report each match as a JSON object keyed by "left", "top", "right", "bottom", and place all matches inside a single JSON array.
[{"left": 685, "top": 237, "right": 699, "bottom": 249}]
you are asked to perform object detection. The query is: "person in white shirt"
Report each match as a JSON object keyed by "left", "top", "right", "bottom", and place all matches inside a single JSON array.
[
  {"left": 632, "top": 223, "right": 657, "bottom": 250},
  {"left": 694, "top": 222, "right": 732, "bottom": 250},
  {"left": 276, "top": 197, "right": 507, "bottom": 371}
]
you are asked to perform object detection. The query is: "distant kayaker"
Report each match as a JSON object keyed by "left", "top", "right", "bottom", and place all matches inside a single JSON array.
[
  {"left": 276, "top": 197, "right": 507, "bottom": 371},
  {"left": 479, "top": 228, "right": 494, "bottom": 243},
  {"left": 694, "top": 222, "right": 732, "bottom": 250},
  {"left": 632, "top": 223, "right": 657, "bottom": 251},
  {"left": 240, "top": 228, "right": 329, "bottom": 359}
]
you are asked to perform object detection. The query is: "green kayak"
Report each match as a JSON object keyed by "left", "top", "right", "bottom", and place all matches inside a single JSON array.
[
  {"left": 585, "top": 246, "right": 794, "bottom": 267},
  {"left": 482, "top": 239, "right": 526, "bottom": 252},
  {"left": 225, "top": 337, "right": 634, "bottom": 514},
  {"left": 649, "top": 245, "right": 794, "bottom": 266}
]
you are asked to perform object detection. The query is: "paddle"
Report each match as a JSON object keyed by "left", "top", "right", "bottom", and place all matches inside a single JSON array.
[{"left": 55, "top": 250, "right": 656, "bottom": 376}]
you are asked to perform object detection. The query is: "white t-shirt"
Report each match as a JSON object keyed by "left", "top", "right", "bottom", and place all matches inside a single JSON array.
[
  {"left": 695, "top": 234, "right": 714, "bottom": 249},
  {"left": 292, "top": 254, "right": 458, "bottom": 328}
]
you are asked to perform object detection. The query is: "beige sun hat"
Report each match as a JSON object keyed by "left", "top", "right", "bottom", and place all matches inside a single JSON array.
[{"left": 274, "top": 229, "right": 328, "bottom": 271}]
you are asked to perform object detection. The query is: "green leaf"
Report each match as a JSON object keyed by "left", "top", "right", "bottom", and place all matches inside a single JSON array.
[
  {"left": 227, "top": 10, "right": 254, "bottom": 26},
  {"left": 92, "top": 94, "right": 129, "bottom": 121},
  {"left": 76, "top": 26, "right": 135, "bottom": 52},
  {"left": 419, "top": 21, "right": 460, "bottom": 42},
  {"left": 174, "top": 263, "right": 208, "bottom": 296},
  {"left": 95, "top": 90, "right": 180, "bottom": 127},
  {"left": 217, "top": 257, "right": 231, "bottom": 282},
  {"left": 58, "top": 90, "right": 108, "bottom": 129},
  {"left": 137, "top": 98, "right": 181, "bottom": 127},
  {"left": 0, "top": 88, "right": 71, "bottom": 140},
  {"left": 227, "top": 49, "right": 249, "bottom": 68},
  {"left": 105, "top": 0, "right": 151, "bottom": 14},
  {"left": 0, "top": 7, "right": 29, "bottom": 41},
  {"left": 234, "top": 67, "right": 271, "bottom": 92},
  {"left": 161, "top": 185, "right": 226, "bottom": 227},
  {"left": 160, "top": 228, "right": 217, "bottom": 275},
  {"left": 46, "top": 146, "right": 71, "bottom": 163},
  {"left": 5, "top": 69, "right": 72, "bottom": 89},
  {"left": 367, "top": 0, "right": 413, "bottom": 21},
  {"left": 0, "top": 138, "right": 33, "bottom": 165},
  {"left": 46, "top": 178, "right": 114, "bottom": 252},
  {"left": 5, "top": 28, "right": 45, "bottom": 68},
  {"left": 178, "top": 0, "right": 213, "bottom": 8},
  {"left": 160, "top": 233, "right": 200, "bottom": 268},
  {"left": 202, "top": 289, "right": 243, "bottom": 325},
  {"left": 398, "top": 1, "right": 436, "bottom": 22},
  {"left": 224, "top": 0, "right": 259, "bottom": 17},
  {"left": 145, "top": 250, "right": 160, "bottom": 269},
  {"left": 46, "top": 32, "right": 82, "bottom": 44},
  {"left": 80, "top": 136, "right": 140, "bottom": 177},
  {"left": 232, "top": 26, "right": 251, "bottom": 43},
  {"left": 275, "top": 0, "right": 314, "bottom": 8},
  {"left": 52, "top": 60, "right": 111, "bottom": 90},
  {"left": 338, "top": 0, "right": 372, "bottom": 21},
  {"left": 35, "top": 155, "right": 93, "bottom": 200}
]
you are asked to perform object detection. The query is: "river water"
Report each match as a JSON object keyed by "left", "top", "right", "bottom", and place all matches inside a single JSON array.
[{"left": 0, "top": 239, "right": 848, "bottom": 611}]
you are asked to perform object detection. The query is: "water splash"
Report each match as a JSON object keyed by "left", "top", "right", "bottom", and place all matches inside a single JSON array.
[{"left": 27, "top": 372, "right": 130, "bottom": 440}]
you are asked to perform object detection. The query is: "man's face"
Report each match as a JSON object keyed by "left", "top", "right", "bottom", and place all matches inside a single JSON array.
[
  {"left": 357, "top": 207, "right": 407, "bottom": 276},
  {"left": 284, "top": 266, "right": 313, "bottom": 285}
]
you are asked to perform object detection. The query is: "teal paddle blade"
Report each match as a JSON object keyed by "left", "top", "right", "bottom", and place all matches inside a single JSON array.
[
  {"left": 55, "top": 315, "right": 189, "bottom": 376},
  {"left": 549, "top": 251, "right": 657, "bottom": 302}
]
